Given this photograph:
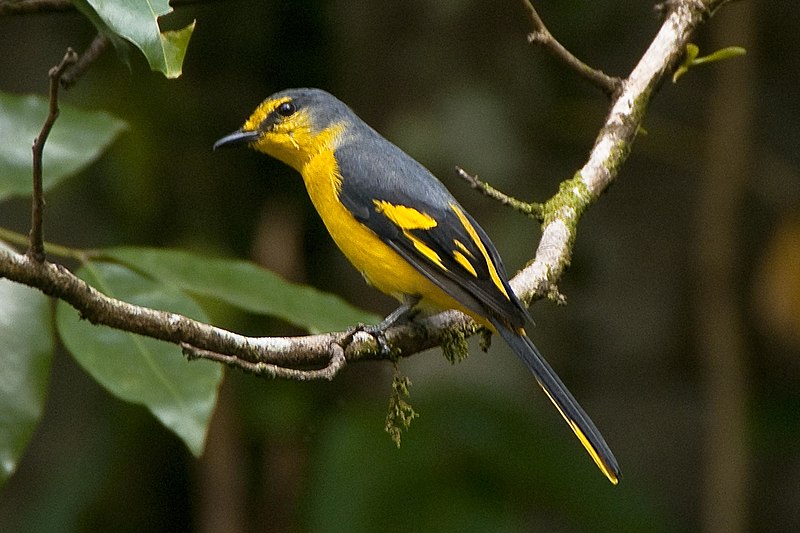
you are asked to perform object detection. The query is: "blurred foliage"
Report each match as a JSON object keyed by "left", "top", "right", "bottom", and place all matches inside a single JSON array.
[
  {"left": 102, "top": 246, "right": 379, "bottom": 333},
  {"left": 0, "top": 0, "right": 799, "bottom": 532},
  {"left": 0, "top": 92, "right": 126, "bottom": 200},
  {"left": 56, "top": 261, "right": 221, "bottom": 457},
  {"left": 0, "top": 244, "right": 53, "bottom": 487},
  {"left": 0, "top": 229, "right": 377, "bottom": 468}
]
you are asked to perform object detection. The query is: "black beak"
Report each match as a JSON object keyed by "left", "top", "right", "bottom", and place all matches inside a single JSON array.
[{"left": 213, "top": 129, "right": 261, "bottom": 151}]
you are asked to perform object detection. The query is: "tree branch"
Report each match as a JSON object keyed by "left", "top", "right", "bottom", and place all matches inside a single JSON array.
[
  {"left": 522, "top": 0, "right": 622, "bottom": 97},
  {"left": 28, "top": 48, "right": 77, "bottom": 263},
  {"left": 0, "top": 0, "right": 73, "bottom": 15},
  {"left": 510, "top": 0, "right": 726, "bottom": 304},
  {"left": 0, "top": 245, "right": 469, "bottom": 373},
  {"left": 456, "top": 166, "right": 543, "bottom": 221},
  {"left": 0, "top": 0, "right": 732, "bottom": 379},
  {"left": 61, "top": 33, "right": 109, "bottom": 89},
  {"left": 182, "top": 341, "right": 348, "bottom": 381}
]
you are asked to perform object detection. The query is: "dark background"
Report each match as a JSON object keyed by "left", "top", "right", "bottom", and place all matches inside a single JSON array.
[{"left": 1, "top": 1, "right": 798, "bottom": 531}]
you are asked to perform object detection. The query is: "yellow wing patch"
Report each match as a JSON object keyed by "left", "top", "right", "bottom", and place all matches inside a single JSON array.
[
  {"left": 373, "top": 200, "right": 447, "bottom": 272},
  {"left": 449, "top": 203, "right": 510, "bottom": 300},
  {"left": 453, "top": 250, "right": 478, "bottom": 277},
  {"left": 405, "top": 234, "right": 447, "bottom": 271},
  {"left": 453, "top": 239, "right": 475, "bottom": 259},
  {"left": 452, "top": 239, "right": 478, "bottom": 277},
  {"left": 373, "top": 200, "right": 437, "bottom": 230}
]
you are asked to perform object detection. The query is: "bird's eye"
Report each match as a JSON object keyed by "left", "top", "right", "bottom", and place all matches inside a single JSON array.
[{"left": 276, "top": 101, "right": 296, "bottom": 117}]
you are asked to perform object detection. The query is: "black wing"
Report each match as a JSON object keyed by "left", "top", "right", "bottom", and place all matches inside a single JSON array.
[{"left": 335, "top": 134, "right": 528, "bottom": 328}]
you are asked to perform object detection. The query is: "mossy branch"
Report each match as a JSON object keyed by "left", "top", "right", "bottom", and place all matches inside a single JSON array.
[
  {"left": 509, "top": 0, "right": 727, "bottom": 305},
  {"left": 0, "top": 0, "right": 733, "bottom": 380}
]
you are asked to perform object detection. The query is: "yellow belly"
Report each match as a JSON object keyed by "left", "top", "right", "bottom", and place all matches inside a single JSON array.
[{"left": 300, "top": 151, "right": 467, "bottom": 315}]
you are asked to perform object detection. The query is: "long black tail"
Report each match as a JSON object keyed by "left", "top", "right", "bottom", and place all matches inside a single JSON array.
[{"left": 491, "top": 318, "right": 621, "bottom": 484}]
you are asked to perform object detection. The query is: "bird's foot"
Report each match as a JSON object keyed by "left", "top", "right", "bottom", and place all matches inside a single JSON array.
[{"left": 348, "top": 297, "right": 421, "bottom": 357}]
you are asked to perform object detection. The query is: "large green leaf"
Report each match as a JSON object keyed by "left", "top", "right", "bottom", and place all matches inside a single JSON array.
[
  {"left": 102, "top": 247, "right": 380, "bottom": 333},
  {"left": 0, "top": 244, "right": 54, "bottom": 487},
  {"left": 0, "top": 92, "right": 126, "bottom": 201},
  {"left": 74, "top": 0, "right": 195, "bottom": 79},
  {"left": 55, "top": 261, "right": 222, "bottom": 456}
]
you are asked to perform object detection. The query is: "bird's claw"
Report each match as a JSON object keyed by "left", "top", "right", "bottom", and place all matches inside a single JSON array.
[
  {"left": 346, "top": 322, "right": 393, "bottom": 357},
  {"left": 347, "top": 299, "right": 421, "bottom": 357}
]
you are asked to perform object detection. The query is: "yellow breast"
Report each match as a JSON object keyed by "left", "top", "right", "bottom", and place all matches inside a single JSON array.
[
  {"left": 251, "top": 116, "right": 474, "bottom": 318},
  {"left": 300, "top": 149, "right": 467, "bottom": 314}
]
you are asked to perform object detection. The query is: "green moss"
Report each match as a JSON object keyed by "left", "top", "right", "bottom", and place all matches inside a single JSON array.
[
  {"left": 542, "top": 172, "right": 592, "bottom": 237},
  {"left": 543, "top": 282, "right": 567, "bottom": 305},
  {"left": 384, "top": 371, "right": 419, "bottom": 447},
  {"left": 628, "top": 87, "right": 652, "bottom": 138},
  {"left": 527, "top": 201, "right": 545, "bottom": 223},
  {"left": 478, "top": 328, "right": 493, "bottom": 353},
  {"left": 440, "top": 323, "right": 475, "bottom": 364}
]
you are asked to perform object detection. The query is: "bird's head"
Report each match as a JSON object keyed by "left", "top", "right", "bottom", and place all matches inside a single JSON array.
[{"left": 214, "top": 88, "right": 351, "bottom": 170}]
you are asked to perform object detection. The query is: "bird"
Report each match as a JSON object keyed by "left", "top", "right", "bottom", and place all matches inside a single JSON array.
[{"left": 214, "top": 88, "right": 620, "bottom": 484}]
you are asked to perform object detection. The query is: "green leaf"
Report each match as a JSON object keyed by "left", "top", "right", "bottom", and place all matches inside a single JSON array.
[
  {"left": 102, "top": 247, "right": 380, "bottom": 333},
  {"left": 673, "top": 43, "right": 746, "bottom": 83},
  {"left": 0, "top": 92, "right": 126, "bottom": 201},
  {"left": 70, "top": 0, "right": 131, "bottom": 64},
  {"left": 672, "top": 44, "right": 698, "bottom": 83},
  {"left": 691, "top": 45, "right": 747, "bottom": 66},
  {"left": 55, "top": 261, "right": 222, "bottom": 456},
  {"left": 74, "top": 0, "right": 195, "bottom": 78},
  {"left": 0, "top": 244, "right": 54, "bottom": 487}
]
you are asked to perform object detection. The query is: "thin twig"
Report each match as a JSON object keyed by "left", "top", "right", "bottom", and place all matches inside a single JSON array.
[
  {"left": 28, "top": 48, "right": 78, "bottom": 263},
  {"left": 182, "top": 341, "right": 347, "bottom": 381},
  {"left": 0, "top": 0, "right": 73, "bottom": 15},
  {"left": 61, "top": 33, "right": 109, "bottom": 89},
  {"left": 456, "top": 167, "right": 543, "bottom": 221},
  {"left": 522, "top": 0, "right": 622, "bottom": 97}
]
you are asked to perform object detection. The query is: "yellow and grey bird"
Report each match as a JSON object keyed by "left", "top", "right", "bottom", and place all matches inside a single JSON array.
[{"left": 214, "top": 88, "right": 620, "bottom": 484}]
